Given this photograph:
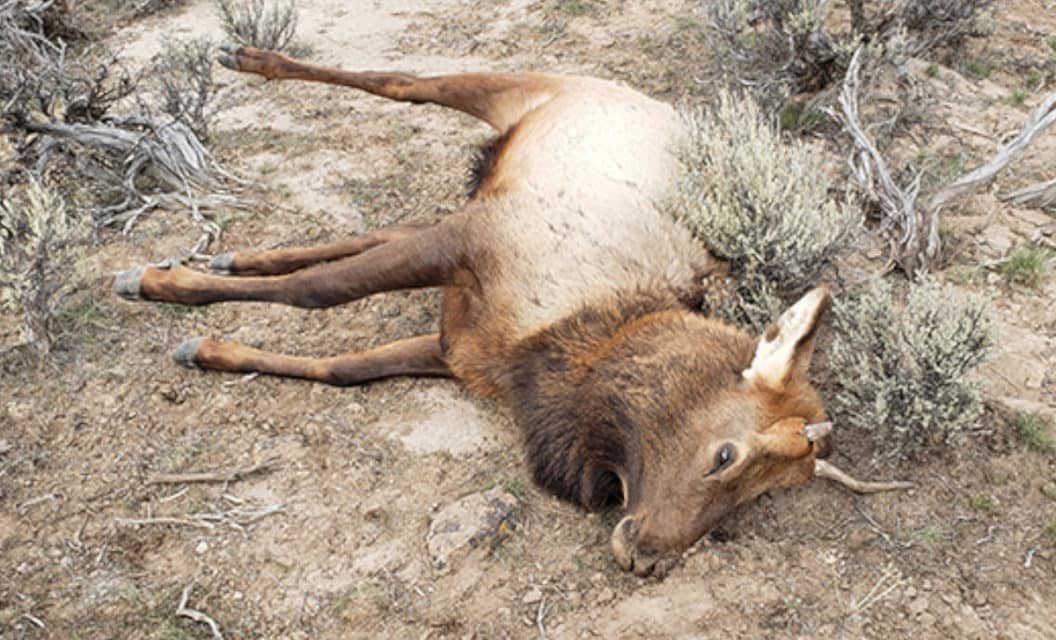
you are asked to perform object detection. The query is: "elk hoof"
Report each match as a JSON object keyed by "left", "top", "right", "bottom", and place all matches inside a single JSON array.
[
  {"left": 112, "top": 266, "right": 145, "bottom": 301},
  {"left": 172, "top": 337, "right": 205, "bottom": 369},
  {"left": 210, "top": 253, "right": 234, "bottom": 274},
  {"left": 217, "top": 43, "right": 242, "bottom": 70}
]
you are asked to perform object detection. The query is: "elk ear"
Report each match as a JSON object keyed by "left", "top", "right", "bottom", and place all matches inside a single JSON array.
[{"left": 742, "top": 286, "right": 830, "bottom": 393}]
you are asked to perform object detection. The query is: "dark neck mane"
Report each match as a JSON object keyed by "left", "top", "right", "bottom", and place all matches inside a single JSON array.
[{"left": 503, "top": 289, "right": 685, "bottom": 510}]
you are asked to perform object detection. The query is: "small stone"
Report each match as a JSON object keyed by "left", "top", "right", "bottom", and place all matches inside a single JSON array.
[
  {"left": 971, "top": 590, "right": 987, "bottom": 607},
  {"left": 1041, "top": 482, "right": 1056, "bottom": 501},
  {"left": 909, "top": 596, "right": 930, "bottom": 616},
  {"left": 922, "top": 579, "right": 933, "bottom": 591},
  {"left": 904, "top": 586, "right": 917, "bottom": 599},
  {"left": 595, "top": 587, "right": 615, "bottom": 605},
  {"left": 522, "top": 588, "right": 543, "bottom": 605},
  {"left": 918, "top": 612, "right": 937, "bottom": 627},
  {"left": 195, "top": 541, "right": 208, "bottom": 555},
  {"left": 426, "top": 487, "right": 519, "bottom": 567}
]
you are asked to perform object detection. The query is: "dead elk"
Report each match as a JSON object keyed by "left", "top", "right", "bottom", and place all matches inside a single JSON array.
[{"left": 113, "top": 45, "right": 911, "bottom": 577}]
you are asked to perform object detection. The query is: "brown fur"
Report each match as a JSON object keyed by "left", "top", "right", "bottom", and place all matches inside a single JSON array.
[{"left": 116, "top": 46, "right": 835, "bottom": 576}]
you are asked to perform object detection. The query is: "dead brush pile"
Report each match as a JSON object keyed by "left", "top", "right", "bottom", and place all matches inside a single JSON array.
[{"left": 0, "top": 0, "right": 245, "bottom": 355}]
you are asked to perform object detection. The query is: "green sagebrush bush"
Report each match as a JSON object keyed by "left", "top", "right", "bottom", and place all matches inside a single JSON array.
[
  {"left": 0, "top": 180, "right": 89, "bottom": 355},
  {"left": 670, "top": 90, "right": 860, "bottom": 330},
  {"left": 828, "top": 278, "right": 992, "bottom": 461}
]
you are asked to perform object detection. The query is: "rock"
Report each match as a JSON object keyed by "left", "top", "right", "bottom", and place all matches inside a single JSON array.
[
  {"left": 426, "top": 487, "right": 519, "bottom": 567},
  {"left": 919, "top": 612, "right": 937, "bottom": 627},
  {"left": 1041, "top": 482, "right": 1056, "bottom": 501},
  {"left": 981, "top": 223, "right": 1015, "bottom": 255},
  {"left": 523, "top": 587, "right": 543, "bottom": 605},
  {"left": 595, "top": 587, "right": 615, "bottom": 605},
  {"left": 909, "top": 596, "right": 930, "bottom": 616},
  {"left": 195, "top": 541, "right": 208, "bottom": 555},
  {"left": 904, "top": 586, "right": 917, "bottom": 599}
]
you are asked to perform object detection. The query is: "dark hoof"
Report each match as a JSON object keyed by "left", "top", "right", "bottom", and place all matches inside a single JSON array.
[
  {"left": 218, "top": 52, "right": 239, "bottom": 70},
  {"left": 219, "top": 42, "right": 239, "bottom": 54},
  {"left": 210, "top": 253, "right": 234, "bottom": 274},
  {"left": 172, "top": 337, "right": 205, "bottom": 369},
  {"left": 113, "top": 266, "right": 145, "bottom": 300}
]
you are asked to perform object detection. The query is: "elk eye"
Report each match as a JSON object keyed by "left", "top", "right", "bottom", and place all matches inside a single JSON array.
[{"left": 712, "top": 444, "right": 736, "bottom": 474}]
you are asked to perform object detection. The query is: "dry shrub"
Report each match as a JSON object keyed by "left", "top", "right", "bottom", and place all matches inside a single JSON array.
[
  {"left": 671, "top": 91, "right": 860, "bottom": 330},
  {"left": 215, "top": 0, "right": 298, "bottom": 51},
  {"left": 150, "top": 36, "right": 216, "bottom": 140},
  {"left": 1, "top": 1, "right": 240, "bottom": 254},
  {"left": 704, "top": 0, "right": 994, "bottom": 112},
  {"left": 0, "top": 180, "right": 89, "bottom": 355},
  {"left": 828, "top": 278, "right": 991, "bottom": 462}
]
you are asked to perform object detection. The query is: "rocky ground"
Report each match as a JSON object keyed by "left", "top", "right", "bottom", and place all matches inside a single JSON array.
[{"left": 2, "top": 0, "right": 1055, "bottom": 638}]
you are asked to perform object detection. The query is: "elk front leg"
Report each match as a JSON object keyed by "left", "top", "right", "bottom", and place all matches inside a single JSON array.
[
  {"left": 217, "top": 45, "right": 559, "bottom": 132},
  {"left": 210, "top": 223, "right": 433, "bottom": 276},
  {"left": 173, "top": 333, "right": 449, "bottom": 385},
  {"left": 113, "top": 224, "right": 460, "bottom": 307}
]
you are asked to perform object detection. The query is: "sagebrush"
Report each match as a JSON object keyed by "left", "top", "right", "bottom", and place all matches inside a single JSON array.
[
  {"left": 151, "top": 36, "right": 216, "bottom": 140},
  {"left": 215, "top": 0, "right": 298, "bottom": 51},
  {"left": 828, "top": 278, "right": 991, "bottom": 462},
  {"left": 704, "top": 0, "right": 994, "bottom": 112},
  {"left": 671, "top": 91, "right": 860, "bottom": 330},
  {"left": 0, "top": 180, "right": 89, "bottom": 355}
]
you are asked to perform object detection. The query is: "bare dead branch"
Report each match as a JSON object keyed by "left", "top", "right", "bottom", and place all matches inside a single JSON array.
[
  {"left": 177, "top": 583, "right": 225, "bottom": 640},
  {"left": 814, "top": 460, "right": 914, "bottom": 494},
  {"left": 147, "top": 456, "right": 281, "bottom": 485},
  {"left": 835, "top": 47, "right": 929, "bottom": 269},
  {"left": 931, "top": 92, "right": 1056, "bottom": 213},
  {"left": 1001, "top": 177, "right": 1056, "bottom": 212}
]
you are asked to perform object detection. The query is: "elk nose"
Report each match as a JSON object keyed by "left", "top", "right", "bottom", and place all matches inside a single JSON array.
[
  {"left": 611, "top": 516, "right": 669, "bottom": 577},
  {"left": 611, "top": 516, "right": 639, "bottom": 572}
]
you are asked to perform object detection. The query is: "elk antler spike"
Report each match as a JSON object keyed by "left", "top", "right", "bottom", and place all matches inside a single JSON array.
[{"left": 814, "top": 460, "right": 914, "bottom": 494}]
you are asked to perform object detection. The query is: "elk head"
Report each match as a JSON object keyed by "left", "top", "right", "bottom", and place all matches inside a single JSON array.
[{"left": 608, "top": 287, "right": 881, "bottom": 576}]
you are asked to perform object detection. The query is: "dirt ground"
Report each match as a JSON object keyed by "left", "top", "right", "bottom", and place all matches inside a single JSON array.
[{"left": 2, "top": 0, "right": 1056, "bottom": 638}]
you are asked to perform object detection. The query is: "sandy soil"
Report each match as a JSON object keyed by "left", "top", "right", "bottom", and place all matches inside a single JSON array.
[{"left": 2, "top": 1, "right": 1055, "bottom": 638}]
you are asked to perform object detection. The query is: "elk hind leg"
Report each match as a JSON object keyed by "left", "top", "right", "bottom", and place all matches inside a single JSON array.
[
  {"left": 218, "top": 45, "right": 560, "bottom": 132},
  {"left": 174, "top": 333, "right": 449, "bottom": 385}
]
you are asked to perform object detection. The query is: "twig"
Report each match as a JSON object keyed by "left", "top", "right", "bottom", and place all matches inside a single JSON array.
[
  {"left": 176, "top": 583, "right": 224, "bottom": 640},
  {"left": 147, "top": 456, "right": 281, "bottom": 485},
  {"left": 974, "top": 525, "right": 996, "bottom": 545},
  {"left": 853, "top": 500, "right": 892, "bottom": 545},
  {"left": 1024, "top": 548, "right": 1037, "bottom": 569},
  {"left": 536, "top": 595, "right": 553, "bottom": 640},
  {"left": 850, "top": 566, "right": 904, "bottom": 614},
  {"left": 16, "top": 492, "right": 59, "bottom": 514},
  {"left": 20, "top": 613, "right": 45, "bottom": 630},
  {"left": 116, "top": 502, "right": 283, "bottom": 533},
  {"left": 949, "top": 120, "right": 995, "bottom": 140},
  {"left": 116, "top": 516, "right": 216, "bottom": 530}
]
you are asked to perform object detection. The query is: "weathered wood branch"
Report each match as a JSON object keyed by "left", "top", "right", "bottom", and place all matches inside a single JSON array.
[
  {"left": 931, "top": 92, "right": 1056, "bottom": 213},
  {"left": 1000, "top": 177, "right": 1056, "bottom": 212},
  {"left": 835, "top": 47, "right": 929, "bottom": 269}
]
